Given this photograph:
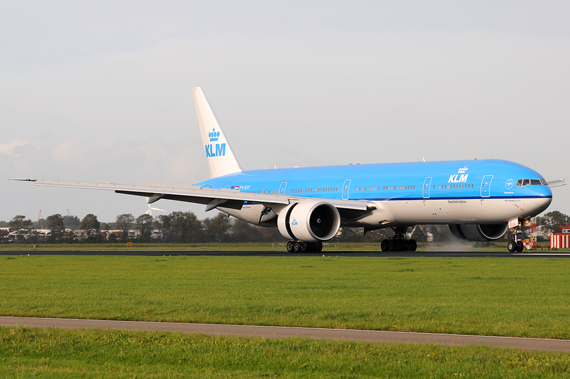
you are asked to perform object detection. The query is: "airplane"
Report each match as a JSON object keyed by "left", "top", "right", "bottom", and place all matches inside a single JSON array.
[{"left": 11, "top": 87, "right": 565, "bottom": 253}]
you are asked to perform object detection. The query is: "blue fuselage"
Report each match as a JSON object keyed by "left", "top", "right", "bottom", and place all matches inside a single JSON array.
[{"left": 197, "top": 159, "right": 552, "bottom": 204}]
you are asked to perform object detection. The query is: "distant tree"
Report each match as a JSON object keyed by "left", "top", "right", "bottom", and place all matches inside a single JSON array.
[
  {"left": 9, "top": 215, "right": 33, "bottom": 242},
  {"left": 63, "top": 215, "right": 81, "bottom": 230},
  {"left": 334, "top": 227, "right": 361, "bottom": 242},
  {"left": 46, "top": 214, "right": 64, "bottom": 231},
  {"left": 107, "top": 232, "right": 118, "bottom": 243},
  {"left": 80, "top": 214, "right": 101, "bottom": 242},
  {"left": 80, "top": 214, "right": 100, "bottom": 231},
  {"left": 230, "top": 219, "right": 261, "bottom": 242},
  {"left": 203, "top": 213, "right": 230, "bottom": 243},
  {"left": 116, "top": 213, "right": 134, "bottom": 242},
  {"left": 0, "top": 229, "right": 8, "bottom": 242},
  {"left": 536, "top": 211, "right": 570, "bottom": 236},
  {"left": 46, "top": 214, "right": 65, "bottom": 242},
  {"left": 9, "top": 215, "right": 32, "bottom": 230},
  {"left": 156, "top": 214, "right": 171, "bottom": 241},
  {"left": 158, "top": 211, "right": 203, "bottom": 243},
  {"left": 136, "top": 214, "right": 154, "bottom": 242}
]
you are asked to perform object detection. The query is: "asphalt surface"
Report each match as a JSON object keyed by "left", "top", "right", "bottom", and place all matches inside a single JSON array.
[
  {"left": 2, "top": 316, "right": 570, "bottom": 352},
  {"left": 1, "top": 250, "right": 570, "bottom": 257}
]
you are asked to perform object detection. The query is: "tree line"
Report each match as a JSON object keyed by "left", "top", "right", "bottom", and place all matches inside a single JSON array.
[
  {"left": 1, "top": 212, "right": 281, "bottom": 244},
  {"left": 1, "top": 210, "right": 569, "bottom": 244}
]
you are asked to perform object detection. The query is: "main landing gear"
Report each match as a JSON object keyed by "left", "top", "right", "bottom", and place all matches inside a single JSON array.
[
  {"left": 286, "top": 240, "right": 323, "bottom": 253},
  {"left": 380, "top": 227, "right": 418, "bottom": 252},
  {"left": 507, "top": 228, "right": 525, "bottom": 252}
]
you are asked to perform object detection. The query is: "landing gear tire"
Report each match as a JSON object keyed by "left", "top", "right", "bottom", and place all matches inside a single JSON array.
[
  {"left": 507, "top": 240, "right": 516, "bottom": 253},
  {"left": 381, "top": 238, "right": 417, "bottom": 252},
  {"left": 516, "top": 241, "right": 524, "bottom": 252},
  {"left": 293, "top": 241, "right": 302, "bottom": 253},
  {"left": 288, "top": 240, "right": 323, "bottom": 253}
]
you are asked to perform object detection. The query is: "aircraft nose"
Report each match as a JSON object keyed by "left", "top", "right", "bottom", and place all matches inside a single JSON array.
[{"left": 530, "top": 196, "right": 552, "bottom": 215}]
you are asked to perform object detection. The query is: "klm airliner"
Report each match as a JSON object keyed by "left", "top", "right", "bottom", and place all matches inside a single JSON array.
[{"left": 12, "top": 88, "right": 564, "bottom": 252}]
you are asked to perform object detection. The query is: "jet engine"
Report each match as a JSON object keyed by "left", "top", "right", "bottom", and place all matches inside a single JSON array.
[
  {"left": 449, "top": 223, "right": 509, "bottom": 242},
  {"left": 277, "top": 201, "right": 341, "bottom": 243}
]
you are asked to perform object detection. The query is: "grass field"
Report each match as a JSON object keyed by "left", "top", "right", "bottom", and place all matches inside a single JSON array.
[
  {"left": 2, "top": 255, "right": 570, "bottom": 339},
  {"left": 3, "top": 254, "right": 570, "bottom": 377},
  {"left": 2, "top": 327, "right": 570, "bottom": 378},
  {"left": 0, "top": 241, "right": 565, "bottom": 252}
]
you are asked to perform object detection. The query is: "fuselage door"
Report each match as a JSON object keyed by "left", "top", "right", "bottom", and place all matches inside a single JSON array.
[
  {"left": 279, "top": 182, "right": 287, "bottom": 194},
  {"left": 422, "top": 177, "right": 433, "bottom": 199},
  {"left": 481, "top": 175, "right": 493, "bottom": 198},
  {"left": 342, "top": 179, "right": 351, "bottom": 200}
]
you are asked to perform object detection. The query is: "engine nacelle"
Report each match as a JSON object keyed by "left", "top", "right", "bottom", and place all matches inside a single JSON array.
[
  {"left": 449, "top": 223, "right": 509, "bottom": 242},
  {"left": 277, "top": 201, "right": 341, "bottom": 243}
]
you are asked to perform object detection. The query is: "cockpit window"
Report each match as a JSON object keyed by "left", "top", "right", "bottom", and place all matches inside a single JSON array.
[{"left": 516, "top": 178, "right": 546, "bottom": 187}]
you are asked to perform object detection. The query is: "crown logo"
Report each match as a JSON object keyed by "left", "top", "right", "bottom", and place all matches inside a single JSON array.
[
  {"left": 209, "top": 128, "right": 220, "bottom": 142},
  {"left": 458, "top": 166, "right": 468, "bottom": 174}
]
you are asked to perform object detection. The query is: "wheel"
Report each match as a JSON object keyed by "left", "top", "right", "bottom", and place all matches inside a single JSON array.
[
  {"left": 293, "top": 241, "right": 301, "bottom": 253},
  {"left": 286, "top": 240, "right": 295, "bottom": 253},
  {"left": 381, "top": 239, "right": 390, "bottom": 252},
  {"left": 516, "top": 241, "right": 524, "bottom": 252},
  {"left": 507, "top": 240, "right": 516, "bottom": 252},
  {"left": 298, "top": 242, "right": 307, "bottom": 253},
  {"left": 407, "top": 239, "right": 417, "bottom": 252},
  {"left": 396, "top": 240, "right": 406, "bottom": 251},
  {"left": 388, "top": 239, "right": 397, "bottom": 251},
  {"left": 316, "top": 242, "right": 323, "bottom": 253}
]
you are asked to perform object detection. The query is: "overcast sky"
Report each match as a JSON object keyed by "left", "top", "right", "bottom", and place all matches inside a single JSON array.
[{"left": 1, "top": 0, "right": 569, "bottom": 223}]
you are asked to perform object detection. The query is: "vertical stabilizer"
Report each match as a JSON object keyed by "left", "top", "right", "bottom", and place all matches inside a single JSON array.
[{"left": 193, "top": 87, "right": 242, "bottom": 178}]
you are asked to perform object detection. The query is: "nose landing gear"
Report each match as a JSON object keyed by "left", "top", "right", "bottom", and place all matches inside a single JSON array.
[{"left": 507, "top": 228, "right": 525, "bottom": 252}]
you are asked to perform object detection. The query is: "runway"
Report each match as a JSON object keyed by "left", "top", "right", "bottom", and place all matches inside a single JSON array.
[
  {"left": 2, "top": 316, "right": 570, "bottom": 352},
  {"left": 0, "top": 250, "right": 569, "bottom": 258}
]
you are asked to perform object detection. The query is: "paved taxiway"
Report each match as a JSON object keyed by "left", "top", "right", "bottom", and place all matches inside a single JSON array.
[
  {"left": 1, "top": 250, "right": 569, "bottom": 257},
  {"left": 2, "top": 316, "right": 570, "bottom": 352}
]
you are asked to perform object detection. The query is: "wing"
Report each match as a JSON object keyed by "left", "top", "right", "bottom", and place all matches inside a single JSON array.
[
  {"left": 547, "top": 179, "right": 566, "bottom": 188},
  {"left": 9, "top": 179, "right": 371, "bottom": 213}
]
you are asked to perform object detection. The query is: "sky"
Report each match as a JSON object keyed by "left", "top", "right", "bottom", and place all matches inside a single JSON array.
[{"left": 1, "top": 0, "right": 569, "bottom": 223}]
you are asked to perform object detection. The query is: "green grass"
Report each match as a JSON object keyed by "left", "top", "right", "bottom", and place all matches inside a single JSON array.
[
  {"left": 2, "top": 327, "right": 570, "bottom": 378},
  {"left": 0, "top": 241, "right": 566, "bottom": 252},
  {"left": 2, "top": 255, "right": 570, "bottom": 339}
]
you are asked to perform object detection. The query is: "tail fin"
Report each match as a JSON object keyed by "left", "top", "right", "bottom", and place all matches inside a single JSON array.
[{"left": 193, "top": 87, "right": 242, "bottom": 178}]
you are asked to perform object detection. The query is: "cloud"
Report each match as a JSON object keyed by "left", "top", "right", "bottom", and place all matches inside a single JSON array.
[
  {"left": 0, "top": 139, "right": 43, "bottom": 157},
  {"left": 51, "top": 138, "right": 117, "bottom": 169}
]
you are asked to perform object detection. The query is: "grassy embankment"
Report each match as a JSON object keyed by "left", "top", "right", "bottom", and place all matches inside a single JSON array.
[{"left": 2, "top": 255, "right": 570, "bottom": 377}]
